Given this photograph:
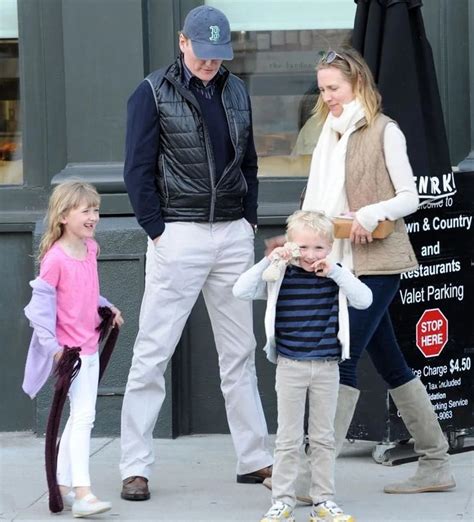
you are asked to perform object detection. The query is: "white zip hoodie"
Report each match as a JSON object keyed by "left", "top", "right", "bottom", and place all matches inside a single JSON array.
[{"left": 233, "top": 257, "right": 372, "bottom": 364}]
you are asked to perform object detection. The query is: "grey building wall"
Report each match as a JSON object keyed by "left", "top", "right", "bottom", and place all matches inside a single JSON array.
[{"left": 1, "top": 0, "right": 473, "bottom": 435}]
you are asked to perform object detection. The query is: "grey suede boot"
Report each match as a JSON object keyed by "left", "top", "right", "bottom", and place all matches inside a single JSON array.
[
  {"left": 333, "top": 384, "right": 361, "bottom": 456},
  {"left": 384, "top": 378, "right": 456, "bottom": 494},
  {"left": 262, "top": 384, "right": 360, "bottom": 504}
]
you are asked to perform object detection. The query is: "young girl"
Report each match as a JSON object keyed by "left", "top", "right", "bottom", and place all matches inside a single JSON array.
[{"left": 22, "top": 180, "right": 123, "bottom": 518}]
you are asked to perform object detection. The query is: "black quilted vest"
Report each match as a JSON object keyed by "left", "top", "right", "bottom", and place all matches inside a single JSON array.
[{"left": 146, "top": 59, "right": 251, "bottom": 222}]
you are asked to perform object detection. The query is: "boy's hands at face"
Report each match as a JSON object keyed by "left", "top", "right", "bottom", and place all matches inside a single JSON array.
[
  {"left": 312, "top": 258, "right": 332, "bottom": 277},
  {"left": 269, "top": 245, "right": 295, "bottom": 261}
]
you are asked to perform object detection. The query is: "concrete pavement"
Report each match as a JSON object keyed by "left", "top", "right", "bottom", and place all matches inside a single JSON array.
[{"left": 0, "top": 432, "right": 472, "bottom": 521}]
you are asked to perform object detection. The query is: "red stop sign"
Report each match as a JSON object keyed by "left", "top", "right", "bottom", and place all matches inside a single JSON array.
[{"left": 416, "top": 308, "right": 448, "bottom": 358}]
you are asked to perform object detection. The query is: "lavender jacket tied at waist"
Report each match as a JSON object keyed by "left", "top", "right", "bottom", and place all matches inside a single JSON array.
[{"left": 22, "top": 278, "right": 112, "bottom": 399}]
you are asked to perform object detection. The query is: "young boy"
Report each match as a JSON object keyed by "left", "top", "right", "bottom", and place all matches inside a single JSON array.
[{"left": 233, "top": 211, "right": 372, "bottom": 522}]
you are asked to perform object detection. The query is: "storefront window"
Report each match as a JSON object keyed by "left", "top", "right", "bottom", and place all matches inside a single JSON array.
[
  {"left": 0, "top": 1, "right": 22, "bottom": 185},
  {"left": 207, "top": 0, "right": 355, "bottom": 177}
]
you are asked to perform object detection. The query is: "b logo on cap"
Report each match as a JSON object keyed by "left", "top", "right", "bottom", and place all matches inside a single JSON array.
[{"left": 209, "top": 25, "right": 220, "bottom": 43}]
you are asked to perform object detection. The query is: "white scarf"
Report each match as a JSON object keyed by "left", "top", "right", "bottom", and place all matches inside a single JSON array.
[
  {"left": 302, "top": 99, "right": 366, "bottom": 360},
  {"left": 302, "top": 99, "right": 365, "bottom": 268}
]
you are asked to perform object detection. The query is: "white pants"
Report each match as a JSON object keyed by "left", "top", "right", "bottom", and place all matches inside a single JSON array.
[
  {"left": 120, "top": 220, "right": 272, "bottom": 479},
  {"left": 57, "top": 352, "right": 99, "bottom": 488},
  {"left": 272, "top": 357, "right": 339, "bottom": 507}
]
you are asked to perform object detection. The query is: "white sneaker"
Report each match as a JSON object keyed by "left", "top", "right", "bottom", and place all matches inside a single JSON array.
[
  {"left": 310, "top": 500, "right": 354, "bottom": 522},
  {"left": 261, "top": 501, "right": 295, "bottom": 522},
  {"left": 72, "top": 493, "right": 111, "bottom": 518},
  {"left": 62, "top": 491, "right": 75, "bottom": 511}
]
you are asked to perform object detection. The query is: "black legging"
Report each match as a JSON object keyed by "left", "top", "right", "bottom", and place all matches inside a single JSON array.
[{"left": 339, "top": 274, "right": 415, "bottom": 389}]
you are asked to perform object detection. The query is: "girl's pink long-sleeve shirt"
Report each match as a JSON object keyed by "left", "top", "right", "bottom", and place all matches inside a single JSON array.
[{"left": 39, "top": 238, "right": 101, "bottom": 355}]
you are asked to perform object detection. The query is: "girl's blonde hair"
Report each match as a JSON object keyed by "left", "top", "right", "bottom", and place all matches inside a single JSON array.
[
  {"left": 38, "top": 180, "right": 100, "bottom": 261},
  {"left": 286, "top": 210, "right": 334, "bottom": 243},
  {"left": 314, "top": 47, "right": 382, "bottom": 126}
]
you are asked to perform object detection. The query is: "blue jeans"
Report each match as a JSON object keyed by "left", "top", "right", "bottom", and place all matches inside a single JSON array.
[{"left": 339, "top": 275, "right": 415, "bottom": 389}]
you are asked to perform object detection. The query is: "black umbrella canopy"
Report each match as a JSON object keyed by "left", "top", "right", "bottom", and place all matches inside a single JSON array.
[{"left": 351, "top": 0, "right": 456, "bottom": 203}]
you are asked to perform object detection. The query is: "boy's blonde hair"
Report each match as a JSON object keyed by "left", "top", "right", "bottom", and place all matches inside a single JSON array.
[
  {"left": 286, "top": 210, "right": 334, "bottom": 242},
  {"left": 38, "top": 180, "right": 100, "bottom": 261}
]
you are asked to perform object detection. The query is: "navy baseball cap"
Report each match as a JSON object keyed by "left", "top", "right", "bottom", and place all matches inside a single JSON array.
[{"left": 182, "top": 6, "right": 233, "bottom": 61}]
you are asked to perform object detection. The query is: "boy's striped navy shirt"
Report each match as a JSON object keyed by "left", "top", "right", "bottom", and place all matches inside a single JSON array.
[{"left": 275, "top": 264, "right": 341, "bottom": 360}]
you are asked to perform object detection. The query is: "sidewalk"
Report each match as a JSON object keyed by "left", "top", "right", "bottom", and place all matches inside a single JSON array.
[{"left": 0, "top": 432, "right": 472, "bottom": 521}]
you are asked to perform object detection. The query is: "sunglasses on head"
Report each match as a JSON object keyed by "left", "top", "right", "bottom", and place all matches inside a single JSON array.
[{"left": 320, "top": 50, "right": 345, "bottom": 64}]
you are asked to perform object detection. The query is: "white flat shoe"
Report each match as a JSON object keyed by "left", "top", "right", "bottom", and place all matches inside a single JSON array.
[{"left": 72, "top": 493, "right": 111, "bottom": 518}]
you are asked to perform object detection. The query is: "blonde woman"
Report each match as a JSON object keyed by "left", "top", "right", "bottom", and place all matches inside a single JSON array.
[{"left": 266, "top": 48, "right": 454, "bottom": 501}]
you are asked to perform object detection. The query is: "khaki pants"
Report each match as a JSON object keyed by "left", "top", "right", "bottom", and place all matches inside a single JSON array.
[
  {"left": 272, "top": 357, "right": 339, "bottom": 507},
  {"left": 120, "top": 220, "right": 272, "bottom": 479}
]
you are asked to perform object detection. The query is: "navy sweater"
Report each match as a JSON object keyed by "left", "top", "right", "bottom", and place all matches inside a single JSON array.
[{"left": 190, "top": 82, "right": 233, "bottom": 184}]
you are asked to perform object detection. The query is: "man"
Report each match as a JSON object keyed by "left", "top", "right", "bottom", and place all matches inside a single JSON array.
[{"left": 121, "top": 5, "right": 273, "bottom": 501}]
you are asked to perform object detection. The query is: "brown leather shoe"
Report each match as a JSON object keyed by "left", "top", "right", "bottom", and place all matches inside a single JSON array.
[
  {"left": 236, "top": 465, "right": 272, "bottom": 484},
  {"left": 121, "top": 476, "right": 150, "bottom": 501}
]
